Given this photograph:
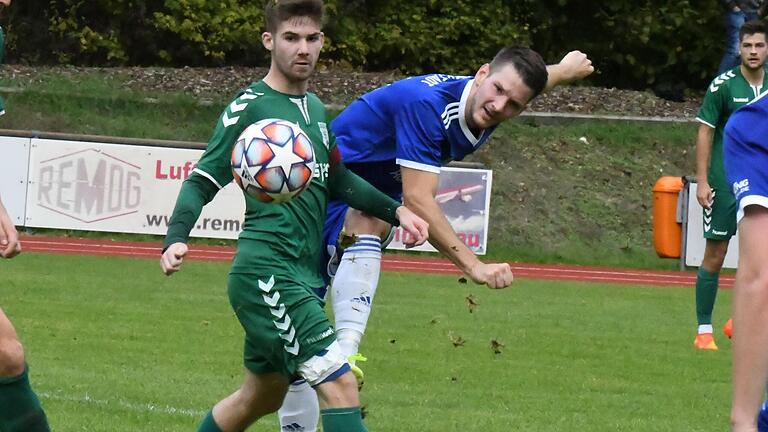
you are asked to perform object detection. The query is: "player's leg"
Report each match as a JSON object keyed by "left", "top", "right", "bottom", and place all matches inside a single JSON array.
[
  {"left": 296, "top": 340, "right": 366, "bottom": 432},
  {"left": 332, "top": 208, "right": 391, "bottom": 364},
  {"left": 198, "top": 369, "right": 289, "bottom": 432},
  {"left": 731, "top": 206, "right": 768, "bottom": 432},
  {"left": 694, "top": 188, "right": 736, "bottom": 350},
  {"left": 0, "top": 308, "right": 50, "bottom": 432},
  {"left": 278, "top": 379, "right": 319, "bottom": 432},
  {"left": 331, "top": 160, "right": 402, "bottom": 368}
]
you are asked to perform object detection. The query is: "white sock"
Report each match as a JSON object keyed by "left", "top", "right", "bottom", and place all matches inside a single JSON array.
[
  {"left": 332, "top": 235, "right": 382, "bottom": 353},
  {"left": 698, "top": 324, "right": 713, "bottom": 334},
  {"left": 278, "top": 380, "right": 319, "bottom": 432}
]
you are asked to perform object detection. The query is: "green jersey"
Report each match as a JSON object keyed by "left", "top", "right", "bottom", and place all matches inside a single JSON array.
[
  {"left": 696, "top": 66, "right": 768, "bottom": 189},
  {"left": 165, "top": 80, "right": 400, "bottom": 288}
]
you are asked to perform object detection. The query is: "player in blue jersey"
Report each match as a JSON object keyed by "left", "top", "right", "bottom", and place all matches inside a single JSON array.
[
  {"left": 724, "top": 90, "right": 768, "bottom": 432},
  {"left": 277, "top": 46, "right": 593, "bottom": 430}
]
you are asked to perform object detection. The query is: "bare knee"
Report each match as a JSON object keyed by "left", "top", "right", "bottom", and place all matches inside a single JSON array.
[
  {"left": 345, "top": 209, "right": 391, "bottom": 239},
  {"left": 0, "top": 338, "right": 26, "bottom": 377},
  {"left": 702, "top": 240, "right": 729, "bottom": 271},
  {"left": 315, "top": 371, "right": 360, "bottom": 409}
]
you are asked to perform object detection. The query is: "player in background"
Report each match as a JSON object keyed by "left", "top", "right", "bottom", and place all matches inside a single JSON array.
[
  {"left": 724, "top": 89, "right": 768, "bottom": 432},
  {"left": 0, "top": 195, "right": 51, "bottom": 432},
  {"left": 159, "top": 1, "right": 428, "bottom": 431},
  {"left": 277, "top": 46, "right": 594, "bottom": 430},
  {"left": 692, "top": 20, "right": 768, "bottom": 350}
]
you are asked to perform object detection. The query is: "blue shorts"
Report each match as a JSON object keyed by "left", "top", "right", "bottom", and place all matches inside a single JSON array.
[
  {"left": 725, "top": 125, "right": 768, "bottom": 223},
  {"left": 318, "top": 160, "right": 403, "bottom": 294}
]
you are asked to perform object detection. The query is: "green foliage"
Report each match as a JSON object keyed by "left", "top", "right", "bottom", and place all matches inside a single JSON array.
[
  {"left": 528, "top": 0, "right": 724, "bottom": 92},
  {"left": 0, "top": 0, "right": 731, "bottom": 89},
  {"left": 152, "top": 0, "right": 265, "bottom": 65},
  {"left": 323, "top": 0, "right": 530, "bottom": 74}
]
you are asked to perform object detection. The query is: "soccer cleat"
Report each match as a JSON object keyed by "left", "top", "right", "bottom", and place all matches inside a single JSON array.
[
  {"left": 348, "top": 353, "right": 367, "bottom": 389},
  {"left": 694, "top": 333, "right": 718, "bottom": 350},
  {"left": 723, "top": 318, "right": 733, "bottom": 339}
]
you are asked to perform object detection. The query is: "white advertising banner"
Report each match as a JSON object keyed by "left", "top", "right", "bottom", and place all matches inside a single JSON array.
[
  {"left": 25, "top": 139, "right": 245, "bottom": 239},
  {"left": 685, "top": 182, "right": 739, "bottom": 269},
  {"left": 0, "top": 136, "right": 31, "bottom": 225},
  {"left": 386, "top": 167, "right": 492, "bottom": 255}
]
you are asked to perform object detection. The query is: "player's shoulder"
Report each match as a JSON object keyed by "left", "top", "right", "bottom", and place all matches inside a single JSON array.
[{"left": 707, "top": 68, "right": 741, "bottom": 94}]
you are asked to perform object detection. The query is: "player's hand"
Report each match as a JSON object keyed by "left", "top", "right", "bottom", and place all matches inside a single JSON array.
[
  {"left": 558, "top": 50, "right": 594, "bottom": 82},
  {"left": 696, "top": 180, "right": 714, "bottom": 209},
  {"left": 469, "top": 262, "right": 514, "bottom": 289},
  {"left": 0, "top": 210, "right": 21, "bottom": 259},
  {"left": 160, "top": 242, "right": 188, "bottom": 275},
  {"left": 395, "top": 206, "right": 429, "bottom": 248}
]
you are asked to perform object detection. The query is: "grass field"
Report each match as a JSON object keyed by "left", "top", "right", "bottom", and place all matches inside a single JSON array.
[{"left": 3, "top": 252, "right": 733, "bottom": 431}]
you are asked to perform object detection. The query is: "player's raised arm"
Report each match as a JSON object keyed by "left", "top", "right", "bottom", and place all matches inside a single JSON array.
[
  {"left": 543, "top": 50, "right": 594, "bottom": 93},
  {"left": 400, "top": 166, "right": 513, "bottom": 289}
]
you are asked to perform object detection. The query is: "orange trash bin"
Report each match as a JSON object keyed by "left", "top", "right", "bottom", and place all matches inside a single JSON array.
[{"left": 652, "top": 176, "right": 684, "bottom": 258}]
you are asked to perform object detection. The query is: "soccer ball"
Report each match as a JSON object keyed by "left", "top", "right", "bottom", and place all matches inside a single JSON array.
[{"left": 231, "top": 118, "right": 316, "bottom": 203}]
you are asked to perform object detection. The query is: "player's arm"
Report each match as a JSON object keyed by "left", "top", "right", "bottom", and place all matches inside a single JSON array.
[
  {"left": 161, "top": 98, "right": 244, "bottom": 275},
  {"left": 0, "top": 196, "right": 21, "bottom": 258},
  {"left": 543, "top": 50, "right": 594, "bottom": 93},
  {"left": 328, "top": 147, "right": 428, "bottom": 247},
  {"left": 400, "top": 166, "right": 512, "bottom": 289},
  {"left": 695, "top": 123, "right": 716, "bottom": 209}
]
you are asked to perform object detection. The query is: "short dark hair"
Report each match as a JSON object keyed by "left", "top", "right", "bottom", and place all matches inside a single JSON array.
[
  {"left": 264, "top": 0, "right": 325, "bottom": 33},
  {"left": 740, "top": 20, "right": 767, "bottom": 42},
  {"left": 489, "top": 46, "right": 548, "bottom": 99}
]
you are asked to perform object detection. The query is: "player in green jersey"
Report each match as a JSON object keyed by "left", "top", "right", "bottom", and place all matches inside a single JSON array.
[
  {"left": 0, "top": 0, "right": 10, "bottom": 116},
  {"left": 692, "top": 20, "right": 768, "bottom": 351},
  {"left": 160, "top": 1, "right": 428, "bottom": 431},
  {"left": 0, "top": 195, "right": 51, "bottom": 432}
]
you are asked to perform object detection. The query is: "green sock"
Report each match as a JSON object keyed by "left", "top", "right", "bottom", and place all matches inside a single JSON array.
[
  {"left": 0, "top": 366, "right": 50, "bottom": 432},
  {"left": 695, "top": 268, "right": 720, "bottom": 326},
  {"left": 197, "top": 410, "right": 224, "bottom": 432},
  {"left": 321, "top": 407, "right": 368, "bottom": 432}
]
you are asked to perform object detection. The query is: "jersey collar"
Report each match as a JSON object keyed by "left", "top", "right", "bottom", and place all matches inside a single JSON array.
[{"left": 459, "top": 79, "right": 483, "bottom": 146}]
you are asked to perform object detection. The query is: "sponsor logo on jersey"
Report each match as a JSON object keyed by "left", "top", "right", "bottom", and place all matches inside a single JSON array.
[
  {"left": 318, "top": 122, "right": 330, "bottom": 149},
  {"left": 733, "top": 178, "right": 750, "bottom": 198},
  {"left": 313, "top": 162, "right": 329, "bottom": 182},
  {"left": 420, "top": 74, "right": 462, "bottom": 87},
  {"left": 709, "top": 70, "right": 736, "bottom": 93},
  {"left": 733, "top": 97, "right": 750, "bottom": 103},
  {"left": 305, "top": 326, "right": 335, "bottom": 345}
]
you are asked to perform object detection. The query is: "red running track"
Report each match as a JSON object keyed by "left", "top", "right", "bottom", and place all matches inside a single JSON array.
[{"left": 19, "top": 236, "right": 734, "bottom": 289}]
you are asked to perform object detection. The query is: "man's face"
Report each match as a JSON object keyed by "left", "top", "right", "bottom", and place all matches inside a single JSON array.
[
  {"left": 740, "top": 32, "right": 768, "bottom": 71},
  {"left": 466, "top": 63, "right": 535, "bottom": 130},
  {"left": 262, "top": 16, "right": 324, "bottom": 84}
]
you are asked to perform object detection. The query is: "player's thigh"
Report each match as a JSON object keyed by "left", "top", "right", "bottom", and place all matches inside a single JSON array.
[
  {"left": 0, "top": 308, "right": 24, "bottom": 375},
  {"left": 738, "top": 206, "right": 768, "bottom": 282},
  {"left": 228, "top": 273, "right": 338, "bottom": 380},
  {"left": 703, "top": 187, "right": 737, "bottom": 240}
]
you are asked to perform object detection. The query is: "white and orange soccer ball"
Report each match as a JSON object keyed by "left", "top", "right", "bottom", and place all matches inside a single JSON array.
[{"left": 231, "top": 118, "right": 316, "bottom": 203}]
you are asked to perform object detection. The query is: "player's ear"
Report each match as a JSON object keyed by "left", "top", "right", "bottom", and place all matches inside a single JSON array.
[
  {"left": 262, "top": 32, "right": 274, "bottom": 51},
  {"left": 319, "top": 31, "right": 325, "bottom": 48},
  {"left": 475, "top": 63, "right": 490, "bottom": 84}
]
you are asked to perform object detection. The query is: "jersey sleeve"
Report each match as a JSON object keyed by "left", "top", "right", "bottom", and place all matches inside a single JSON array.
[
  {"left": 696, "top": 77, "right": 727, "bottom": 129},
  {"left": 394, "top": 99, "right": 445, "bottom": 174},
  {"left": 194, "top": 90, "right": 261, "bottom": 189}
]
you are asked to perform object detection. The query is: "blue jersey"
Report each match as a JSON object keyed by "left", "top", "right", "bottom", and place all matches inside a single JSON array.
[
  {"left": 332, "top": 74, "right": 497, "bottom": 173},
  {"left": 724, "top": 90, "right": 768, "bottom": 222}
]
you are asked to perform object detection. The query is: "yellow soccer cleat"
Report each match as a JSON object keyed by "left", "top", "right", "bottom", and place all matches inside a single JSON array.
[
  {"left": 694, "top": 333, "right": 718, "bottom": 350},
  {"left": 348, "top": 353, "right": 367, "bottom": 389}
]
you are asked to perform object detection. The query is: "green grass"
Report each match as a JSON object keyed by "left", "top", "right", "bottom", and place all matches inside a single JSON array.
[{"left": 3, "top": 253, "right": 733, "bottom": 431}]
